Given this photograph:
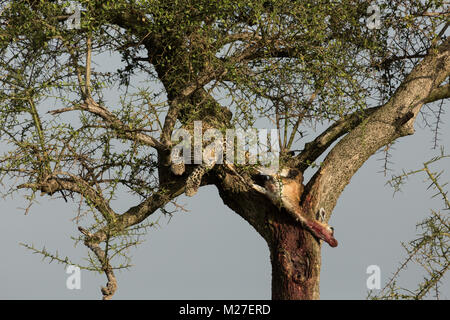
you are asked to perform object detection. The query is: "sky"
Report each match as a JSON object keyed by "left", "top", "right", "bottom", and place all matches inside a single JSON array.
[{"left": 0, "top": 27, "right": 449, "bottom": 300}]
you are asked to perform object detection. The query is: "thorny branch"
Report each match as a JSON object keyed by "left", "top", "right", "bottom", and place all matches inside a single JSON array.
[{"left": 371, "top": 151, "right": 449, "bottom": 299}]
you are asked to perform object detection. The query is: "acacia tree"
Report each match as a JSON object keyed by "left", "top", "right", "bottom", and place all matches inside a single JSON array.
[{"left": 0, "top": 0, "right": 448, "bottom": 299}]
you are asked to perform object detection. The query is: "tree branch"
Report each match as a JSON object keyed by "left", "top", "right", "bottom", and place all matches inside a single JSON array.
[
  {"left": 293, "top": 106, "right": 380, "bottom": 171},
  {"left": 78, "top": 226, "right": 117, "bottom": 300},
  {"left": 294, "top": 82, "right": 449, "bottom": 171},
  {"left": 49, "top": 99, "right": 166, "bottom": 151},
  {"left": 424, "top": 83, "right": 450, "bottom": 104},
  {"left": 87, "top": 178, "right": 187, "bottom": 244},
  {"left": 304, "top": 37, "right": 450, "bottom": 220},
  {"left": 17, "top": 175, "right": 116, "bottom": 221}
]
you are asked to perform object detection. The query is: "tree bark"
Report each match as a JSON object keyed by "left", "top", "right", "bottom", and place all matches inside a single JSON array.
[{"left": 269, "top": 215, "right": 321, "bottom": 300}]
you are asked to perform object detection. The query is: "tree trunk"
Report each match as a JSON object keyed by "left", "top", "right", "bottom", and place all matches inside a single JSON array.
[{"left": 268, "top": 211, "right": 321, "bottom": 300}]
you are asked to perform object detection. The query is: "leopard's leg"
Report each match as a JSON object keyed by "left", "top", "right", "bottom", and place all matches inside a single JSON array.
[
  {"left": 185, "top": 140, "right": 220, "bottom": 197},
  {"left": 185, "top": 163, "right": 212, "bottom": 197}
]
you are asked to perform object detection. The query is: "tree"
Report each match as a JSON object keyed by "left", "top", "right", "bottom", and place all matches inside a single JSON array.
[{"left": 0, "top": 0, "right": 448, "bottom": 299}]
